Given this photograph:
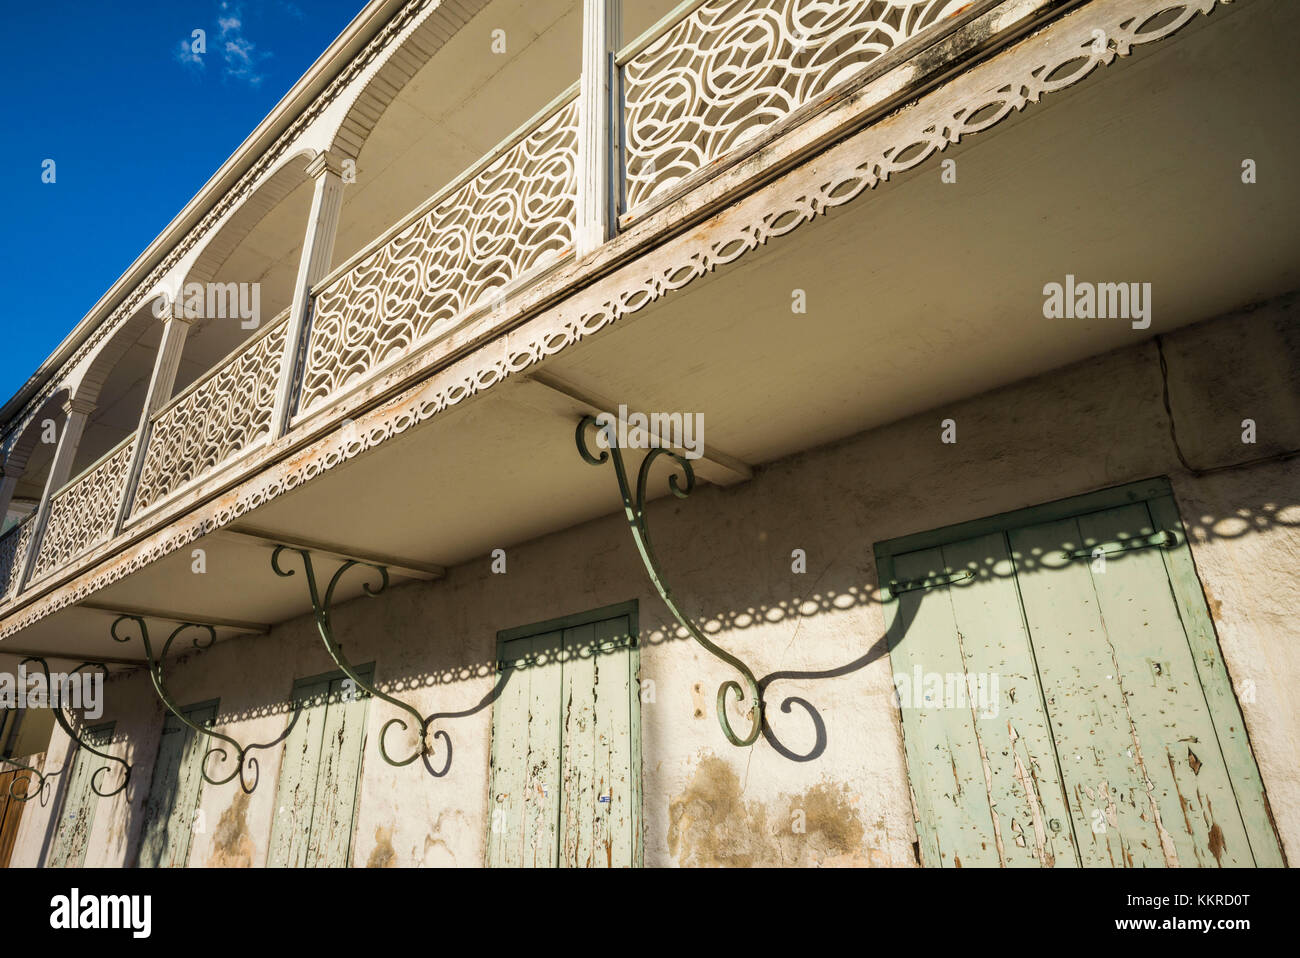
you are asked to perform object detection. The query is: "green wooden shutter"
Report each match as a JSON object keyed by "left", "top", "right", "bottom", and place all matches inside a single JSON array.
[
  {"left": 887, "top": 533, "right": 1077, "bottom": 868},
  {"left": 878, "top": 482, "right": 1283, "bottom": 868},
  {"left": 137, "top": 700, "right": 218, "bottom": 868},
  {"left": 0, "top": 765, "right": 32, "bottom": 867},
  {"left": 47, "top": 722, "right": 115, "bottom": 868},
  {"left": 491, "top": 630, "right": 564, "bottom": 868},
  {"left": 268, "top": 666, "right": 372, "bottom": 867},
  {"left": 1011, "top": 503, "right": 1272, "bottom": 867},
  {"left": 488, "top": 604, "right": 640, "bottom": 867}
]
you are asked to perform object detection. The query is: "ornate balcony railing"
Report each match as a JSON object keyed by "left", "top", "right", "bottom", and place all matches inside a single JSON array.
[
  {"left": 30, "top": 436, "right": 137, "bottom": 582},
  {"left": 294, "top": 87, "right": 581, "bottom": 421},
  {"left": 130, "top": 312, "right": 290, "bottom": 519},
  {"left": 620, "top": 0, "right": 969, "bottom": 215},
  {"left": 0, "top": 514, "right": 35, "bottom": 601}
]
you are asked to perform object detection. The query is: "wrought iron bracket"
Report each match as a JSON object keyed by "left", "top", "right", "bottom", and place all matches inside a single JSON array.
[
  {"left": 110, "top": 616, "right": 269, "bottom": 792},
  {"left": 2, "top": 656, "right": 130, "bottom": 801},
  {"left": 0, "top": 753, "right": 48, "bottom": 803},
  {"left": 575, "top": 415, "right": 764, "bottom": 746},
  {"left": 271, "top": 546, "right": 447, "bottom": 767}
]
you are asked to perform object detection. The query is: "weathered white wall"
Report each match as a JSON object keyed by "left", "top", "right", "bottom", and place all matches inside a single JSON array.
[
  {"left": 0, "top": 703, "right": 53, "bottom": 759},
  {"left": 12, "top": 292, "right": 1298, "bottom": 867}
]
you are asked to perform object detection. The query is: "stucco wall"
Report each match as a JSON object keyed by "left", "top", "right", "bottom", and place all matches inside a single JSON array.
[{"left": 11, "top": 292, "right": 1298, "bottom": 868}]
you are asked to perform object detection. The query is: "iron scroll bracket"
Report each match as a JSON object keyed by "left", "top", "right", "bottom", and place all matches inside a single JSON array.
[
  {"left": 270, "top": 546, "right": 447, "bottom": 767},
  {"left": 110, "top": 615, "right": 271, "bottom": 792},
  {"left": 575, "top": 414, "right": 764, "bottom": 747},
  {"left": 2, "top": 656, "right": 130, "bottom": 801}
]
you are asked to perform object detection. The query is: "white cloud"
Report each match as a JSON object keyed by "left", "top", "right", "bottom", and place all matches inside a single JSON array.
[
  {"left": 218, "top": 2, "right": 270, "bottom": 86},
  {"left": 174, "top": 38, "right": 205, "bottom": 71}
]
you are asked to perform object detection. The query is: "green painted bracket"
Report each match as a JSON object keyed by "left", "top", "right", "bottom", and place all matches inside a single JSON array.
[
  {"left": 271, "top": 546, "right": 447, "bottom": 767},
  {"left": 111, "top": 616, "right": 270, "bottom": 792},
  {"left": 3, "top": 656, "right": 130, "bottom": 801},
  {"left": 575, "top": 414, "right": 763, "bottom": 747}
]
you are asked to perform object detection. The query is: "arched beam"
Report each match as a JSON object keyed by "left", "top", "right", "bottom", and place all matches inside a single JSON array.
[
  {"left": 173, "top": 150, "right": 315, "bottom": 294},
  {"left": 316, "top": 0, "right": 493, "bottom": 162},
  {"left": 0, "top": 388, "right": 70, "bottom": 525},
  {"left": 72, "top": 297, "right": 167, "bottom": 412},
  {"left": 1, "top": 388, "right": 71, "bottom": 482}
]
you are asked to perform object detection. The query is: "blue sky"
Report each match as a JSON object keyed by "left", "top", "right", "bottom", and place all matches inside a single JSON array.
[{"left": 0, "top": 0, "right": 365, "bottom": 404}]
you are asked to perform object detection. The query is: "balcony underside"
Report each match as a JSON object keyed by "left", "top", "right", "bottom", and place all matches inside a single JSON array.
[{"left": 2, "top": 0, "right": 1296, "bottom": 667}]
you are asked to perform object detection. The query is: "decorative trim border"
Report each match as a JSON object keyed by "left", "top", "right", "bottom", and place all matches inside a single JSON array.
[{"left": 0, "top": 0, "right": 1235, "bottom": 640}]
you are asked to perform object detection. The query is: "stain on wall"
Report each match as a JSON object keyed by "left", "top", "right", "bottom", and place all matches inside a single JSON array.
[
  {"left": 668, "top": 754, "right": 873, "bottom": 866},
  {"left": 208, "top": 792, "right": 255, "bottom": 868},
  {"left": 367, "top": 826, "right": 396, "bottom": 867}
]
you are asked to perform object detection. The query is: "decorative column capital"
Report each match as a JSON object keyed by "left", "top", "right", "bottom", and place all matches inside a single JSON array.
[
  {"left": 306, "top": 150, "right": 346, "bottom": 180},
  {"left": 149, "top": 292, "right": 195, "bottom": 326},
  {"left": 63, "top": 397, "right": 96, "bottom": 418},
  {"left": 160, "top": 308, "right": 197, "bottom": 328}
]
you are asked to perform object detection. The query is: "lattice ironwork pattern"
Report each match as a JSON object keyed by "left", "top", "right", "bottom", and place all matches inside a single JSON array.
[
  {"left": 622, "top": 0, "right": 968, "bottom": 211},
  {"left": 31, "top": 439, "right": 137, "bottom": 581},
  {"left": 132, "top": 321, "right": 288, "bottom": 516},
  {"left": 0, "top": 516, "right": 35, "bottom": 600},
  {"left": 297, "top": 96, "right": 581, "bottom": 418}
]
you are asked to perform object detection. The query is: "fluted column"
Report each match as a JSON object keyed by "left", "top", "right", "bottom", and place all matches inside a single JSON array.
[
  {"left": 0, "top": 473, "right": 18, "bottom": 529},
  {"left": 18, "top": 397, "right": 93, "bottom": 590},
  {"left": 575, "top": 0, "right": 622, "bottom": 259},
  {"left": 271, "top": 151, "right": 345, "bottom": 438},
  {"left": 113, "top": 310, "right": 195, "bottom": 533}
]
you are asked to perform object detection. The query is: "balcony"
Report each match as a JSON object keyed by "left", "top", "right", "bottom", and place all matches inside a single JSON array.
[
  {"left": 28, "top": 436, "right": 136, "bottom": 583},
  {"left": 296, "top": 87, "right": 581, "bottom": 422},
  {"left": 0, "top": 516, "right": 35, "bottom": 602},
  {"left": 0, "top": 0, "right": 1253, "bottom": 610},
  {"left": 129, "top": 312, "right": 291, "bottom": 524}
]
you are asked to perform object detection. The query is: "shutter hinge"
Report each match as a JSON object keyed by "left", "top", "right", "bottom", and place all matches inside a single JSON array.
[
  {"left": 889, "top": 569, "right": 975, "bottom": 595},
  {"left": 1067, "top": 530, "right": 1176, "bottom": 560}
]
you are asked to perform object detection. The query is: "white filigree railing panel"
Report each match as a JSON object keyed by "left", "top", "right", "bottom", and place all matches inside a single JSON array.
[
  {"left": 622, "top": 0, "right": 969, "bottom": 212},
  {"left": 31, "top": 437, "right": 136, "bottom": 581},
  {"left": 131, "top": 318, "right": 288, "bottom": 517},
  {"left": 0, "top": 515, "right": 35, "bottom": 600},
  {"left": 296, "top": 93, "right": 581, "bottom": 419}
]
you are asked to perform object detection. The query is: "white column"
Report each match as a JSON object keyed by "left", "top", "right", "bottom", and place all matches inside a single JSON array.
[
  {"left": 0, "top": 436, "right": 34, "bottom": 525},
  {"left": 113, "top": 311, "right": 194, "bottom": 533},
  {"left": 18, "top": 397, "right": 93, "bottom": 590},
  {"left": 0, "top": 473, "right": 18, "bottom": 527},
  {"left": 271, "top": 151, "right": 345, "bottom": 438},
  {"left": 575, "top": 0, "right": 622, "bottom": 259}
]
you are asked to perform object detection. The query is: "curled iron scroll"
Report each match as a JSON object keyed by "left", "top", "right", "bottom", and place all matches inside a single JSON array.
[
  {"left": 8, "top": 656, "right": 130, "bottom": 799},
  {"left": 271, "top": 547, "right": 447, "bottom": 767},
  {"left": 111, "top": 616, "right": 266, "bottom": 792},
  {"left": 576, "top": 415, "right": 763, "bottom": 746}
]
